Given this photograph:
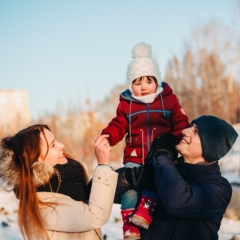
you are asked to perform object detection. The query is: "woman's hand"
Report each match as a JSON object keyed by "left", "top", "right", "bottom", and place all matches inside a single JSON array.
[{"left": 94, "top": 134, "right": 111, "bottom": 165}]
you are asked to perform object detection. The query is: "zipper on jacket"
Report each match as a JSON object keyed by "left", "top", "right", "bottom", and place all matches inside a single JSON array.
[
  {"left": 129, "top": 101, "right": 132, "bottom": 143},
  {"left": 147, "top": 103, "right": 151, "bottom": 153},
  {"left": 140, "top": 129, "right": 144, "bottom": 164}
]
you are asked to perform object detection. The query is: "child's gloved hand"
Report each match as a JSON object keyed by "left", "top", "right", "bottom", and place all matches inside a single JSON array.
[{"left": 150, "top": 133, "right": 179, "bottom": 161}]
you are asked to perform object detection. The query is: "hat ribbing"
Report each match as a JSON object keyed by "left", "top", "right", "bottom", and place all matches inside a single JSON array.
[{"left": 192, "top": 115, "right": 238, "bottom": 162}]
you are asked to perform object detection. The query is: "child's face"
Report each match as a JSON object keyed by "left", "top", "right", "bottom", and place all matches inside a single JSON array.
[{"left": 132, "top": 76, "right": 158, "bottom": 96}]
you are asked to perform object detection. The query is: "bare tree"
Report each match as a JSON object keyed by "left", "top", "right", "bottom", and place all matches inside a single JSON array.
[{"left": 165, "top": 20, "right": 240, "bottom": 123}]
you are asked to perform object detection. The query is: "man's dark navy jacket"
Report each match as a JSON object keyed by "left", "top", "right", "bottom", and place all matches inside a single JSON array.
[{"left": 142, "top": 156, "right": 232, "bottom": 240}]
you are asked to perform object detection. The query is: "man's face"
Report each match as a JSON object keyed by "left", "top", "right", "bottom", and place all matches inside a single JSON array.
[{"left": 176, "top": 123, "right": 204, "bottom": 164}]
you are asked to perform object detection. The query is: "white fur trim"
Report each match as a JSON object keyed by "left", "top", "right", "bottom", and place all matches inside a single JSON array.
[
  {"left": 0, "top": 148, "right": 19, "bottom": 192},
  {"left": 32, "top": 161, "right": 54, "bottom": 187}
]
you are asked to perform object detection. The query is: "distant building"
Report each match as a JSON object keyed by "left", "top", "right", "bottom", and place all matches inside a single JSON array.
[{"left": 0, "top": 90, "right": 30, "bottom": 133}]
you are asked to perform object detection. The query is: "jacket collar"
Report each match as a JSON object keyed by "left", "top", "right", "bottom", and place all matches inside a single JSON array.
[{"left": 176, "top": 158, "right": 221, "bottom": 181}]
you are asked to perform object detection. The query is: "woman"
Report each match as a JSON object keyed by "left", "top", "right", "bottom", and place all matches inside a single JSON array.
[{"left": 0, "top": 124, "right": 117, "bottom": 240}]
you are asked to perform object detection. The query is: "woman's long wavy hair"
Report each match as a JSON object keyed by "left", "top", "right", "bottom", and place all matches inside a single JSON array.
[{"left": 1, "top": 124, "right": 54, "bottom": 240}]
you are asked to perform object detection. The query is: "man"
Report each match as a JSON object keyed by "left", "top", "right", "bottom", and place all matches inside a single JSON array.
[{"left": 118, "top": 115, "right": 238, "bottom": 240}]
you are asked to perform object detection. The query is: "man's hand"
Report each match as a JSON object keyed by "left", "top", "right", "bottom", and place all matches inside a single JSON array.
[
  {"left": 123, "top": 166, "right": 145, "bottom": 189},
  {"left": 116, "top": 165, "right": 154, "bottom": 192}
]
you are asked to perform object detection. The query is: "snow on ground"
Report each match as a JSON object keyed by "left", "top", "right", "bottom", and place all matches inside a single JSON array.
[{"left": 0, "top": 191, "right": 239, "bottom": 240}]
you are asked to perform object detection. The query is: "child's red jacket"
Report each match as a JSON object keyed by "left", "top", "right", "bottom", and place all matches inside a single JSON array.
[{"left": 101, "top": 82, "right": 190, "bottom": 165}]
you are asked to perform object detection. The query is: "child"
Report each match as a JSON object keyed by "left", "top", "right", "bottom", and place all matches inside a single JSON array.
[{"left": 101, "top": 42, "right": 190, "bottom": 239}]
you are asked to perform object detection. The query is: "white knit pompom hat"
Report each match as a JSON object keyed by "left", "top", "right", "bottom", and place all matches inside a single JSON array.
[{"left": 126, "top": 42, "right": 161, "bottom": 89}]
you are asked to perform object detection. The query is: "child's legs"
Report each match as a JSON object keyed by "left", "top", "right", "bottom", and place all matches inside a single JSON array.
[
  {"left": 121, "top": 189, "right": 139, "bottom": 210},
  {"left": 121, "top": 163, "right": 142, "bottom": 238},
  {"left": 121, "top": 162, "right": 141, "bottom": 210}
]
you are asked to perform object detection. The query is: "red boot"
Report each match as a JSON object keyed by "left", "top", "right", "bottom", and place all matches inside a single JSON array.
[
  {"left": 130, "top": 195, "right": 158, "bottom": 230},
  {"left": 121, "top": 209, "right": 141, "bottom": 240}
]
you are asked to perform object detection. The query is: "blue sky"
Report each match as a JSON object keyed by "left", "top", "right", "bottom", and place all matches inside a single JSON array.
[{"left": 0, "top": 0, "right": 238, "bottom": 119}]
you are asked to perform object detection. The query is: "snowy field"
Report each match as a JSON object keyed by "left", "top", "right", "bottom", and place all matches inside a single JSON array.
[
  {"left": 0, "top": 124, "right": 239, "bottom": 239},
  {"left": 0, "top": 193, "right": 239, "bottom": 240}
]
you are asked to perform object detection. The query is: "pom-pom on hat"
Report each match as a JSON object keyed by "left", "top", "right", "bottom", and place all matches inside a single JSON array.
[
  {"left": 127, "top": 42, "right": 161, "bottom": 89},
  {"left": 192, "top": 115, "right": 238, "bottom": 162}
]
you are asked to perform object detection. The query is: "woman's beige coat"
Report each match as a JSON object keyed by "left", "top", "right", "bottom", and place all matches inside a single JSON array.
[{"left": 37, "top": 167, "right": 118, "bottom": 240}]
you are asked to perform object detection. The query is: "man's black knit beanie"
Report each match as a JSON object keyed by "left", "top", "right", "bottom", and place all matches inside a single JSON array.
[{"left": 192, "top": 115, "right": 238, "bottom": 162}]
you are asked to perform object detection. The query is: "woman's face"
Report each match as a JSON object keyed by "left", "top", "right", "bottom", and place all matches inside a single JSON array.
[{"left": 39, "top": 129, "right": 67, "bottom": 166}]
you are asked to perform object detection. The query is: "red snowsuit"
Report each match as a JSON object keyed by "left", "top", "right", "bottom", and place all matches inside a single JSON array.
[{"left": 101, "top": 82, "right": 190, "bottom": 165}]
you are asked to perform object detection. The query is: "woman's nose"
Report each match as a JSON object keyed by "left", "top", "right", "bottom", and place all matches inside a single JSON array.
[{"left": 57, "top": 142, "right": 65, "bottom": 150}]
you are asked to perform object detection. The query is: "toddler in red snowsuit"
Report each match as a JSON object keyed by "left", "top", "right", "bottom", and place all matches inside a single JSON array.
[{"left": 101, "top": 42, "right": 190, "bottom": 239}]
